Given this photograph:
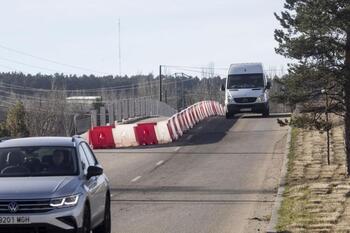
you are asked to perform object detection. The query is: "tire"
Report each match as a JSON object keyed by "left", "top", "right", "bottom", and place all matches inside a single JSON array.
[
  {"left": 93, "top": 193, "right": 111, "bottom": 233},
  {"left": 225, "top": 112, "right": 235, "bottom": 119},
  {"left": 262, "top": 107, "right": 270, "bottom": 118},
  {"left": 82, "top": 204, "right": 91, "bottom": 233}
]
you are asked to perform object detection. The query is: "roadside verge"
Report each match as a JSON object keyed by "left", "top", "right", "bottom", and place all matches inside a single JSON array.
[{"left": 271, "top": 123, "right": 350, "bottom": 232}]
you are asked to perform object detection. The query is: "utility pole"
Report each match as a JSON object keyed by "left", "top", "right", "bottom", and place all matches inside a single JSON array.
[{"left": 159, "top": 65, "right": 162, "bottom": 102}]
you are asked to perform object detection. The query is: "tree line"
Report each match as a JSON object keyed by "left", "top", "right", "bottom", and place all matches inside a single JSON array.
[{"left": 0, "top": 72, "right": 224, "bottom": 137}]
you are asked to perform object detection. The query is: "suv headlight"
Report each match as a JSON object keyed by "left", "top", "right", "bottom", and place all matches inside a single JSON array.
[
  {"left": 227, "top": 95, "right": 233, "bottom": 102},
  {"left": 50, "top": 194, "right": 80, "bottom": 208},
  {"left": 256, "top": 94, "right": 266, "bottom": 103}
]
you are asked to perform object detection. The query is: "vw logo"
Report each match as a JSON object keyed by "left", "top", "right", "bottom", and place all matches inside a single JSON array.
[{"left": 8, "top": 202, "right": 19, "bottom": 213}]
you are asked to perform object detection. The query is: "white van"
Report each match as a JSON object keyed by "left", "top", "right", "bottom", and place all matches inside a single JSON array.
[{"left": 222, "top": 63, "right": 271, "bottom": 118}]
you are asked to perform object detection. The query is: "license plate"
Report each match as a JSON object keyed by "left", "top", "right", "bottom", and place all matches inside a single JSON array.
[
  {"left": 240, "top": 108, "right": 252, "bottom": 112},
  {"left": 0, "top": 216, "right": 30, "bottom": 224}
]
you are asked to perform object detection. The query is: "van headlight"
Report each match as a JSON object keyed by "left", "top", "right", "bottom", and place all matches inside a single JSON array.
[
  {"left": 256, "top": 94, "right": 266, "bottom": 103},
  {"left": 50, "top": 194, "right": 80, "bottom": 208},
  {"left": 227, "top": 95, "right": 233, "bottom": 103}
]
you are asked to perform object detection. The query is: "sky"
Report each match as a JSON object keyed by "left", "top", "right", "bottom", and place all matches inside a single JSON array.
[{"left": 0, "top": 0, "right": 290, "bottom": 77}]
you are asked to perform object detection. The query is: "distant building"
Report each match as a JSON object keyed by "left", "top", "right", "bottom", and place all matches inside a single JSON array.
[{"left": 66, "top": 96, "right": 102, "bottom": 106}]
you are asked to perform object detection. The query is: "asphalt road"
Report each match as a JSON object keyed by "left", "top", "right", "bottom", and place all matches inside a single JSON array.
[{"left": 94, "top": 114, "right": 289, "bottom": 233}]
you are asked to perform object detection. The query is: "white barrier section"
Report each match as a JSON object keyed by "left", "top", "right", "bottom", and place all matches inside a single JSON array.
[
  {"left": 173, "top": 115, "right": 183, "bottom": 136},
  {"left": 168, "top": 117, "right": 179, "bottom": 140},
  {"left": 185, "top": 110, "right": 194, "bottom": 128},
  {"left": 112, "top": 124, "right": 139, "bottom": 147},
  {"left": 155, "top": 120, "right": 173, "bottom": 144},
  {"left": 192, "top": 106, "right": 200, "bottom": 123}
]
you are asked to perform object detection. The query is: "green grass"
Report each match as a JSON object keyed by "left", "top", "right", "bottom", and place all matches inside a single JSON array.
[
  {"left": 276, "top": 127, "right": 313, "bottom": 232},
  {"left": 286, "top": 127, "right": 299, "bottom": 176}
]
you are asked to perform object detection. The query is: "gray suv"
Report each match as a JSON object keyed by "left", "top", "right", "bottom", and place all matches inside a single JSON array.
[{"left": 0, "top": 136, "right": 111, "bottom": 233}]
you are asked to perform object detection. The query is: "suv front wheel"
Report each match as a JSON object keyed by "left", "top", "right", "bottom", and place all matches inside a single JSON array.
[
  {"left": 93, "top": 193, "right": 111, "bottom": 233},
  {"left": 81, "top": 204, "right": 91, "bottom": 233}
]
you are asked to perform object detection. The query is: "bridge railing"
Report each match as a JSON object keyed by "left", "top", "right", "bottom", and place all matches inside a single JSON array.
[{"left": 75, "top": 96, "right": 177, "bottom": 134}]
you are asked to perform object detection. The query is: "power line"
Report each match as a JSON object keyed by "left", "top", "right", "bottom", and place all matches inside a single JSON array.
[
  {"left": 0, "top": 64, "right": 21, "bottom": 72},
  {"left": 0, "top": 57, "right": 61, "bottom": 73},
  {"left": 0, "top": 43, "right": 109, "bottom": 75}
]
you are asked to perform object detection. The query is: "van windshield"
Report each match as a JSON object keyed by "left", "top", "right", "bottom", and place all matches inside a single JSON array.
[
  {"left": 227, "top": 74, "right": 264, "bottom": 89},
  {"left": 0, "top": 147, "right": 79, "bottom": 177}
]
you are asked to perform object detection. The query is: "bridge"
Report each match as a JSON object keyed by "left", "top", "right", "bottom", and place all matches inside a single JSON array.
[{"left": 89, "top": 103, "right": 290, "bottom": 232}]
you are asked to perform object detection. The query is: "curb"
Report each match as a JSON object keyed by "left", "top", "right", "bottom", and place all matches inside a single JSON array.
[{"left": 266, "top": 126, "right": 292, "bottom": 233}]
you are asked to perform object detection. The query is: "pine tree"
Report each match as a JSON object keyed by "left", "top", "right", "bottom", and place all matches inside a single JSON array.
[
  {"left": 6, "top": 101, "right": 29, "bottom": 137},
  {"left": 275, "top": 0, "right": 350, "bottom": 172}
]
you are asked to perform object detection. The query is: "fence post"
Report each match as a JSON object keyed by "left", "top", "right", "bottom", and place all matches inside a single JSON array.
[
  {"left": 100, "top": 106, "right": 106, "bottom": 126},
  {"left": 91, "top": 110, "right": 97, "bottom": 128},
  {"left": 108, "top": 104, "right": 114, "bottom": 125},
  {"left": 126, "top": 99, "right": 130, "bottom": 119}
]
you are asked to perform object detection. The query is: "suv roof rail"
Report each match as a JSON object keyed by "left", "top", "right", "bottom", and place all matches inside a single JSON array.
[{"left": 71, "top": 135, "right": 82, "bottom": 142}]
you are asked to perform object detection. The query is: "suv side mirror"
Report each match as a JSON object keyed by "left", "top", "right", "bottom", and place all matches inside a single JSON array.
[
  {"left": 87, "top": 166, "right": 103, "bottom": 180},
  {"left": 266, "top": 81, "right": 271, "bottom": 90},
  {"left": 221, "top": 84, "right": 225, "bottom": 91}
]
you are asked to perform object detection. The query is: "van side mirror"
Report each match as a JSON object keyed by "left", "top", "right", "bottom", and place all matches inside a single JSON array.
[
  {"left": 87, "top": 166, "right": 103, "bottom": 180},
  {"left": 266, "top": 81, "right": 271, "bottom": 90},
  {"left": 221, "top": 84, "right": 225, "bottom": 91}
]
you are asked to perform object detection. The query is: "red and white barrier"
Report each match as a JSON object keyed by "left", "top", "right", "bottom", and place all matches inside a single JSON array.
[
  {"left": 112, "top": 124, "right": 138, "bottom": 147},
  {"left": 85, "top": 101, "right": 224, "bottom": 149},
  {"left": 155, "top": 120, "right": 173, "bottom": 144}
]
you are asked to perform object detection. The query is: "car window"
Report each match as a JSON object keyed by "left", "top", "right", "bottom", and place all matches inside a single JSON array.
[
  {"left": 0, "top": 147, "right": 78, "bottom": 177},
  {"left": 78, "top": 145, "right": 89, "bottom": 174},
  {"left": 81, "top": 143, "right": 97, "bottom": 166}
]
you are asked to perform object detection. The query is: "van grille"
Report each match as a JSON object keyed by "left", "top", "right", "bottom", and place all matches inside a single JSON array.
[
  {"left": 234, "top": 97, "right": 257, "bottom": 103},
  {"left": 0, "top": 199, "right": 53, "bottom": 213}
]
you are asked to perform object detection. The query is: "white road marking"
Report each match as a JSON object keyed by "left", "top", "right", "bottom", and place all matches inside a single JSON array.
[
  {"left": 156, "top": 160, "right": 164, "bottom": 166},
  {"left": 198, "top": 126, "right": 203, "bottom": 130},
  {"left": 175, "top": 146, "right": 181, "bottom": 152},
  {"left": 187, "top": 135, "right": 193, "bottom": 140},
  {"left": 131, "top": 176, "right": 142, "bottom": 182}
]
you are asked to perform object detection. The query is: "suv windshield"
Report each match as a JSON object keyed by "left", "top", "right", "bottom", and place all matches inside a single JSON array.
[
  {"left": 228, "top": 74, "right": 264, "bottom": 89},
  {"left": 0, "top": 147, "right": 78, "bottom": 177}
]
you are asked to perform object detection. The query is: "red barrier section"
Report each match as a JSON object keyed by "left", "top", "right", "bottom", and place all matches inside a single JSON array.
[
  {"left": 89, "top": 126, "right": 115, "bottom": 149},
  {"left": 134, "top": 123, "right": 158, "bottom": 145}
]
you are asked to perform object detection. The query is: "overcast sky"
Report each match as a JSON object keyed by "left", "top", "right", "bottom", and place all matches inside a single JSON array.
[{"left": 0, "top": 0, "right": 289, "bottom": 77}]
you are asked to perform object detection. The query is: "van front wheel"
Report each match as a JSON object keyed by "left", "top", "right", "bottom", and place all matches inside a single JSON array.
[
  {"left": 262, "top": 107, "right": 270, "bottom": 118},
  {"left": 226, "top": 112, "right": 235, "bottom": 119}
]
